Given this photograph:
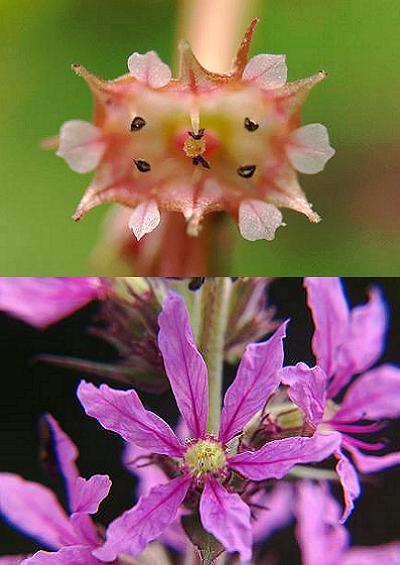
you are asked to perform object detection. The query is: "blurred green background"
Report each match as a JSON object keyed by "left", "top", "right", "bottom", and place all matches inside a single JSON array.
[{"left": 0, "top": 0, "right": 399, "bottom": 275}]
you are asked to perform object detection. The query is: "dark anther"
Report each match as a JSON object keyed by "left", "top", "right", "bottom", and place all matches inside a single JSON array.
[
  {"left": 130, "top": 116, "right": 146, "bottom": 131},
  {"left": 192, "top": 155, "right": 210, "bottom": 169},
  {"left": 244, "top": 117, "right": 259, "bottom": 132},
  {"left": 134, "top": 159, "right": 151, "bottom": 172},
  {"left": 188, "top": 128, "right": 205, "bottom": 140},
  {"left": 188, "top": 277, "right": 206, "bottom": 291},
  {"left": 237, "top": 164, "right": 256, "bottom": 178}
]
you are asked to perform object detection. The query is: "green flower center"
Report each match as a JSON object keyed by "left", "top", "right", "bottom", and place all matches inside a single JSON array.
[{"left": 184, "top": 439, "right": 226, "bottom": 477}]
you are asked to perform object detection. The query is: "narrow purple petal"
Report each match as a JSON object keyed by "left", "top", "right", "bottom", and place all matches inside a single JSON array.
[
  {"left": 251, "top": 483, "right": 293, "bottom": 543},
  {"left": 295, "top": 482, "right": 349, "bottom": 565},
  {"left": 229, "top": 432, "right": 341, "bottom": 480},
  {"left": 123, "top": 443, "right": 187, "bottom": 553},
  {"left": 334, "top": 364, "right": 400, "bottom": 422},
  {"left": 335, "top": 451, "right": 361, "bottom": 523},
  {"left": 280, "top": 363, "right": 328, "bottom": 425},
  {"left": 77, "top": 381, "right": 184, "bottom": 457},
  {"left": 72, "top": 475, "right": 111, "bottom": 514},
  {"left": 0, "top": 278, "right": 103, "bottom": 328},
  {"left": 346, "top": 445, "right": 400, "bottom": 473},
  {"left": 200, "top": 477, "right": 252, "bottom": 563},
  {"left": 304, "top": 278, "right": 349, "bottom": 377},
  {"left": 20, "top": 546, "right": 100, "bottom": 565},
  {"left": 0, "top": 473, "right": 77, "bottom": 550},
  {"left": 0, "top": 557, "right": 29, "bottom": 565},
  {"left": 339, "top": 287, "right": 388, "bottom": 376},
  {"left": 93, "top": 475, "right": 191, "bottom": 561},
  {"left": 158, "top": 292, "right": 208, "bottom": 438},
  {"left": 219, "top": 322, "right": 287, "bottom": 443},
  {"left": 342, "top": 543, "right": 400, "bottom": 565}
]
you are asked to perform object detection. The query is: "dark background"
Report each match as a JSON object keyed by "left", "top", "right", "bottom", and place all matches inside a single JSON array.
[{"left": 0, "top": 278, "right": 399, "bottom": 563}]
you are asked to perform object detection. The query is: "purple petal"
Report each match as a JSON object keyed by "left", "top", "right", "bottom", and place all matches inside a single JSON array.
[
  {"left": 0, "top": 557, "right": 29, "bottom": 565},
  {"left": 72, "top": 475, "right": 111, "bottom": 514},
  {"left": 334, "top": 364, "right": 400, "bottom": 422},
  {"left": 280, "top": 363, "right": 328, "bottom": 425},
  {"left": 158, "top": 292, "right": 208, "bottom": 438},
  {"left": 338, "top": 287, "right": 387, "bottom": 375},
  {"left": 229, "top": 432, "right": 341, "bottom": 480},
  {"left": 0, "top": 278, "right": 102, "bottom": 328},
  {"left": 251, "top": 483, "right": 293, "bottom": 543},
  {"left": 20, "top": 546, "right": 99, "bottom": 565},
  {"left": 0, "top": 473, "right": 77, "bottom": 549},
  {"left": 335, "top": 451, "right": 361, "bottom": 523},
  {"left": 77, "top": 381, "right": 184, "bottom": 457},
  {"left": 93, "top": 475, "right": 191, "bottom": 561},
  {"left": 219, "top": 322, "right": 287, "bottom": 443},
  {"left": 304, "top": 277, "right": 349, "bottom": 378},
  {"left": 346, "top": 445, "right": 400, "bottom": 473},
  {"left": 295, "top": 481, "right": 349, "bottom": 565},
  {"left": 328, "top": 287, "right": 388, "bottom": 397},
  {"left": 123, "top": 443, "right": 187, "bottom": 553},
  {"left": 342, "top": 543, "right": 400, "bottom": 565},
  {"left": 200, "top": 477, "right": 252, "bottom": 563}
]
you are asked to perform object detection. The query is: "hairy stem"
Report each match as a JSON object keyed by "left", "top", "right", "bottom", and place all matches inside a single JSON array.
[{"left": 199, "top": 277, "right": 232, "bottom": 434}]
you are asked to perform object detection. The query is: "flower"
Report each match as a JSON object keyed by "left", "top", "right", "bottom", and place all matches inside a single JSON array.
[
  {"left": 0, "top": 415, "right": 112, "bottom": 564},
  {"left": 0, "top": 278, "right": 104, "bottom": 328},
  {"left": 77, "top": 292, "right": 340, "bottom": 562},
  {"left": 295, "top": 481, "right": 400, "bottom": 565},
  {"left": 280, "top": 278, "right": 400, "bottom": 521},
  {"left": 54, "top": 18, "right": 334, "bottom": 244}
]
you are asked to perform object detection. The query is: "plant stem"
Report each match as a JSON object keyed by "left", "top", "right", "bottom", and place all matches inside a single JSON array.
[{"left": 199, "top": 278, "right": 232, "bottom": 434}]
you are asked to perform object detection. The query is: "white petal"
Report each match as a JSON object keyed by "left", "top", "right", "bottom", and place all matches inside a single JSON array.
[
  {"left": 127, "top": 51, "right": 172, "bottom": 88},
  {"left": 56, "top": 120, "right": 105, "bottom": 173},
  {"left": 287, "top": 123, "right": 335, "bottom": 174},
  {"left": 242, "top": 54, "right": 287, "bottom": 89},
  {"left": 128, "top": 200, "right": 161, "bottom": 240},
  {"left": 238, "top": 199, "right": 283, "bottom": 241}
]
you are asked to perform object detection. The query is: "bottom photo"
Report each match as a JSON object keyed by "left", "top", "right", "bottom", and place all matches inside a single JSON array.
[{"left": 0, "top": 277, "right": 399, "bottom": 565}]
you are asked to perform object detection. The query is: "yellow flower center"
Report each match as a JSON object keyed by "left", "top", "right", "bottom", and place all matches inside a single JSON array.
[{"left": 184, "top": 439, "right": 226, "bottom": 477}]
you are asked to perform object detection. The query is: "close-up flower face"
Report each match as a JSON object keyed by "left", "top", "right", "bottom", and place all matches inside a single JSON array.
[
  {"left": 1, "top": 277, "right": 399, "bottom": 564},
  {"left": 56, "top": 19, "right": 333, "bottom": 245}
]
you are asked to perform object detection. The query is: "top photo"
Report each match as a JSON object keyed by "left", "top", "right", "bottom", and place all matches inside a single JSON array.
[{"left": 0, "top": 0, "right": 399, "bottom": 275}]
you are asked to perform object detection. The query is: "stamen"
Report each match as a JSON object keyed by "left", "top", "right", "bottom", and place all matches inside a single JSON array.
[
  {"left": 130, "top": 116, "right": 146, "bottom": 131},
  {"left": 134, "top": 159, "right": 151, "bottom": 173},
  {"left": 237, "top": 164, "right": 256, "bottom": 178},
  {"left": 188, "top": 128, "right": 205, "bottom": 140},
  {"left": 244, "top": 117, "right": 259, "bottom": 132},
  {"left": 192, "top": 155, "right": 210, "bottom": 169}
]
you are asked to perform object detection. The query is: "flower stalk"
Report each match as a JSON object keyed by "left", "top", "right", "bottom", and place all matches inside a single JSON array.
[{"left": 198, "top": 278, "right": 232, "bottom": 433}]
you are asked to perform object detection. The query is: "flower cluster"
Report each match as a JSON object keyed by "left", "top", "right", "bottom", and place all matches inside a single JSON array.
[
  {"left": 52, "top": 19, "right": 334, "bottom": 244},
  {"left": 0, "top": 278, "right": 399, "bottom": 565}
]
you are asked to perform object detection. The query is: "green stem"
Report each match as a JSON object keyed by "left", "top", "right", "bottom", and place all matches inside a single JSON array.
[
  {"left": 199, "top": 278, "right": 232, "bottom": 434},
  {"left": 287, "top": 465, "right": 339, "bottom": 481}
]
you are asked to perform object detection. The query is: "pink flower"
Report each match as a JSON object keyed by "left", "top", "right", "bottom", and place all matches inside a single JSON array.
[
  {"left": 281, "top": 278, "right": 400, "bottom": 521},
  {"left": 0, "top": 415, "right": 112, "bottom": 565},
  {"left": 0, "top": 278, "right": 104, "bottom": 328},
  {"left": 78, "top": 292, "right": 340, "bottom": 562},
  {"left": 295, "top": 481, "right": 400, "bottom": 565},
  {"left": 54, "top": 18, "right": 334, "bottom": 244}
]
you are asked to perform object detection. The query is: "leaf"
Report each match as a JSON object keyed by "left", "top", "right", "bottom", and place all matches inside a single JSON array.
[{"left": 182, "top": 513, "right": 225, "bottom": 565}]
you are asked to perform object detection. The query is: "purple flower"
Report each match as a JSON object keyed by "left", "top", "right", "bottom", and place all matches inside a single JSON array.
[
  {"left": 0, "top": 415, "right": 111, "bottom": 564},
  {"left": 78, "top": 292, "right": 340, "bottom": 562},
  {"left": 0, "top": 278, "right": 104, "bottom": 328},
  {"left": 295, "top": 481, "right": 400, "bottom": 565},
  {"left": 281, "top": 278, "right": 400, "bottom": 520}
]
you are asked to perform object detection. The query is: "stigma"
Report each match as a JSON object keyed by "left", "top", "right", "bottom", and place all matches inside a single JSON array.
[{"left": 184, "top": 439, "right": 226, "bottom": 478}]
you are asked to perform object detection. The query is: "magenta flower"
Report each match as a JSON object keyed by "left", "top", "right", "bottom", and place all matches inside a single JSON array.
[
  {"left": 281, "top": 278, "right": 400, "bottom": 520},
  {"left": 0, "top": 415, "right": 112, "bottom": 564},
  {"left": 295, "top": 481, "right": 400, "bottom": 565},
  {"left": 78, "top": 292, "right": 340, "bottom": 562},
  {"left": 0, "top": 278, "right": 104, "bottom": 328}
]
